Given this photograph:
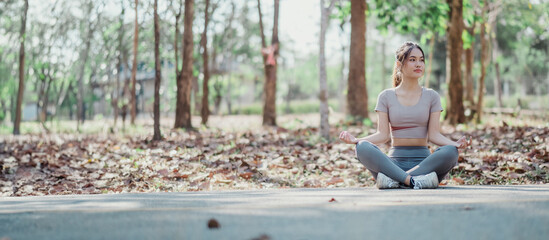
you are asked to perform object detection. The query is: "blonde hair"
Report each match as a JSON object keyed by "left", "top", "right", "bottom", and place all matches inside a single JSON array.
[{"left": 392, "top": 41, "right": 425, "bottom": 87}]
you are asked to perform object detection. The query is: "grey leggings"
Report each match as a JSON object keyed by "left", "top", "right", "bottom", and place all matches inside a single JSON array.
[{"left": 355, "top": 141, "right": 459, "bottom": 183}]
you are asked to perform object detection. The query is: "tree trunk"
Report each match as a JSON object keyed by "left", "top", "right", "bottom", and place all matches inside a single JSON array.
[
  {"left": 76, "top": 1, "right": 95, "bottom": 132},
  {"left": 78, "top": 3, "right": 93, "bottom": 128},
  {"left": 130, "top": 0, "right": 139, "bottom": 125},
  {"left": 464, "top": 25, "right": 476, "bottom": 107},
  {"left": 193, "top": 76, "right": 199, "bottom": 114},
  {"left": 40, "top": 75, "right": 53, "bottom": 133},
  {"left": 445, "top": 0, "right": 466, "bottom": 125},
  {"left": 475, "top": 3, "right": 492, "bottom": 123},
  {"left": 14, "top": 0, "right": 28, "bottom": 135},
  {"left": 347, "top": 0, "right": 368, "bottom": 122},
  {"left": 319, "top": 0, "right": 336, "bottom": 139},
  {"left": 424, "top": 35, "right": 435, "bottom": 88},
  {"left": 113, "top": 0, "right": 125, "bottom": 130},
  {"left": 174, "top": 0, "right": 194, "bottom": 129},
  {"left": 381, "top": 40, "right": 387, "bottom": 90},
  {"left": 338, "top": 22, "right": 347, "bottom": 113},
  {"left": 55, "top": 81, "right": 69, "bottom": 116},
  {"left": 153, "top": 0, "right": 162, "bottom": 140},
  {"left": 200, "top": 0, "right": 210, "bottom": 125},
  {"left": 174, "top": 0, "right": 182, "bottom": 76},
  {"left": 227, "top": 73, "right": 232, "bottom": 115},
  {"left": 492, "top": 22, "right": 503, "bottom": 109},
  {"left": 285, "top": 76, "right": 292, "bottom": 114},
  {"left": 257, "top": 0, "right": 279, "bottom": 126},
  {"left": 121, "top": 57, "right": 131, "bottom": 130}
]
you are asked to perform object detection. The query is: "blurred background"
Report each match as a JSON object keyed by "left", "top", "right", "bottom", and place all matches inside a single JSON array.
[{"left": 0, "top": 0, "right": 548, "bottom": 134}]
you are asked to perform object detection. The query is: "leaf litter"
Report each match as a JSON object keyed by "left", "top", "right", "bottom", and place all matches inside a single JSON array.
[{"left": 0, "top": 122, "right": 548, "bottom": 197}]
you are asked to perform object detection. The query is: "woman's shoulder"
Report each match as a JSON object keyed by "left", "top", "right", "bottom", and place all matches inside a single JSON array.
[
  {"left": 423, "top": 87, "right": 441, "bottom": 98},
  {"left": 376, "top": 88, "right": 395, "bottom": 101},
  {"left": 379, "top": 88, "right": 396, "bottom": 96}
]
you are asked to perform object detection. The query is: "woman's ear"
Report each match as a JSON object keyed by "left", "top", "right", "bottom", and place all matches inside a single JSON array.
[{"left": 396, "top": 61, "right": 402, "bottom": 69}]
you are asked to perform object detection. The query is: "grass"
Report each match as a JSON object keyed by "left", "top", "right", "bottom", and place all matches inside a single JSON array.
[
  {"left": 1, "top": 94, "right": 548, "bottom": 135},
  {"left": 0, "top": 119, "right": 150, "bottom": 135},
  {"left": 232, "top": 98, "right": 343, "bottom": 115}
]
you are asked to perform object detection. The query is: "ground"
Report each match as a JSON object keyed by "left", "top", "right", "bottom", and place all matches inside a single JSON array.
[{"left": 1, "top": 113, "right": 548, "bottom": 197}]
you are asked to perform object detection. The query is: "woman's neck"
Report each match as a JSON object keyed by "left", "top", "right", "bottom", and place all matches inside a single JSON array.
[{"left": 398, "top": 77, "right": 421, "bottom": 91}]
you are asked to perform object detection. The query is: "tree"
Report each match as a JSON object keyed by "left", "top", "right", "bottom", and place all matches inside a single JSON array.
[
  {"left": 13, "top": 0, "right": 28, "bottom": 135},
  {"left": 174, "top": 0, "right": 194, "bottom": 129},
  {"left": 319, "top": 0, "right": 337, "bottom": 139},
  {"left": 257, "top": 0, "right": 280, "bottom": 126},
  {"left": 200, "top": 0, "right": 211, "bottom": 125},
  {"left": 334, "top": 1, "right": 351, "bottom": 114},
  {"left": 75, "top": 0, "right": 100, "bottom": 132},
  {"left": 475, "top": 1, "right": 490, "bottom": 123},
  {"left": 113, "top": 0, "right": 126, "bottom": 130},
  {"left": 463, "top": 3, "right": 476, "bottom": 107},
  {"left": 130, "top": 0, "right": 139, "bottom": 125},
  {"left": 347, "top": 0, "right": 368, "bottom": 122},
  {"left": 491, "top": 10, "right": 503, "bottom": 109},
  {"left": 153, "top": 0, "right": 162, "bottom": 140},
  {"left": 444, "top": 0, "right": 466, "bottom": 124}
]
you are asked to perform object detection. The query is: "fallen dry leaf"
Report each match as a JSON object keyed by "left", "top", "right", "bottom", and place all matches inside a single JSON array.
[
  {"left": 207, "top": 218, "right": 220, "bottom": 229},
  {"left": 0, "top": 121, "right": 547, "bottom": 197}
]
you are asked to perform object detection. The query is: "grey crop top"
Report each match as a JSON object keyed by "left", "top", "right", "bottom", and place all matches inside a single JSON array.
[{"left": 374, "top": 87, "right": 443, "bottom": 139}]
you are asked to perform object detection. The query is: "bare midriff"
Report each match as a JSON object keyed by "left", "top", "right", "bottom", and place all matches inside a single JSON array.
[{"left": 392, "top": 138, "right": 428, "bottom": 147}]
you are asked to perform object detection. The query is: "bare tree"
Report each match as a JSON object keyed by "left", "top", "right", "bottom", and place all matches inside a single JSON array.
[
  {"left": 14, "top": 0, "right": 29, "bottom": 135},
  {"left": 153, "top": 0, "right": 162, "bottom": 140},
  {"left": 130, "top": 0, "right": 139, "bottom": 125},
  {"left": 475, "top": 1, "right": 501, "bottom": 123},
  {"left": 200, "top": 0, "right": 211, "bottom": 125},
  {"left": 424, "top": 35, "right": 435, "bottom": 88},
  {"left": 464, "top": 22, "right": 476, "bottom": 107},
  {"left": 75, "top": 0, "right": 101, "bottom": 132},
  {"left": 319, "top": 0, "right": 337, "bottom": 139},
  {"left": 347, "top": 0, "right": 368, "bottom": 122},
  {"left": 445, "top": 0, "right": 466, "bottom": 124},
  {"left": 257, "top": 0, "right": 280, "bottom": 126},
  {"left": 112, "top": 0, "right": 126, "bottom": 131},
  {"left": 174, "top": 0, "right": 194, "bottom": 129},
  {"left": 476, "top": 3, "right": 489, "bottom": 123},
  {"left": 491, "top": 17, "right": 503, "bottom": 109}
]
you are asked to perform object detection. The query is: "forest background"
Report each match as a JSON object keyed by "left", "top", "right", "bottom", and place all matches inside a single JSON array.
[{"left": 0, "top": 0, "right": 548, "bottom": 196}]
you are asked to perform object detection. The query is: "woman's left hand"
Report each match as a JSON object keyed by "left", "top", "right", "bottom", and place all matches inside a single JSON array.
[{"left": 456, "top": 136, "right": 471, "bottom": 149}]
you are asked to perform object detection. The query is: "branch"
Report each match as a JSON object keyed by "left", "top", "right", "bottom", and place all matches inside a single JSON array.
[{"left": 257, "top": 0, "right": 266, "bottom": 48}]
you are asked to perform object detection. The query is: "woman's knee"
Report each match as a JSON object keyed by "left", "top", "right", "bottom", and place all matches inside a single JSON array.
[
  {"left": 356, "top": 141, "right": 377, "bottom": 155},
  {"left": 437, "top": 145, "right": 459, "bottom": 164}
]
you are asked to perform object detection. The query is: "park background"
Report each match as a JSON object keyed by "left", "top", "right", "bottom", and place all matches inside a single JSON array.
[{"left": 0, "top": 0, "right": 548, "bottom": 197}]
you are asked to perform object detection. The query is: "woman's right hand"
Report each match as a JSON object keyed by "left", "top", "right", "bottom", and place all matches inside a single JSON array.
[{"left": 339, "top": 131, "right": 358, "bottom": 144}]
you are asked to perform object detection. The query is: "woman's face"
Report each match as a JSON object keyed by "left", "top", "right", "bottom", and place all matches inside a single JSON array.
[{"left": 401, "top": 47, "right": 425, "bottom": 79}]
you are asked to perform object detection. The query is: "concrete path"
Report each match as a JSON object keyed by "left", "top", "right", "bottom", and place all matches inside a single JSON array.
[{"left": 1, "top": 185, "right": 549, "bottom": 240}]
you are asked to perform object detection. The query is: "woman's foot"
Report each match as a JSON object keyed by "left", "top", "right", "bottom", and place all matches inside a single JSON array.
[
  {"left": 411, "top": 172, "right": 439, "bottom": 189},
  {"left": 376, "top": 172, "right": 400, "bottom": 189}
]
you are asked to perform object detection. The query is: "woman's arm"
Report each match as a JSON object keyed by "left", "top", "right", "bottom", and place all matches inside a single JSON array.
[
  {"left": 339, "top": 112, "right": 391, "bottom": 145},
  {"left": 427, "top": 111, "right": 469, "bottom": 148}
]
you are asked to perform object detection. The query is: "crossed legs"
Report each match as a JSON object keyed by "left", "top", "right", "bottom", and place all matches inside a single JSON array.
[{"left": 355, "top": 141, "right": 458, "bottom": 185}]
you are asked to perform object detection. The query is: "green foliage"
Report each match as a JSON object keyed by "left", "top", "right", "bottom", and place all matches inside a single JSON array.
[
  {"left": 373, "top": 0, "right": 449, "bottom": 37},
  {"left": 332, "top": 0, "right": 351, "bottom": 23},
  {"left": 462, "top": 30, "right": 474, "bottom": 50},
  {"left": 0, "top": 0, "right": 547, "bottom": 130}
]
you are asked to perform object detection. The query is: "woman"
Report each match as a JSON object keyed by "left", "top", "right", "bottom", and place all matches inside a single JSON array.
[{"left": 339, "top": 41, "right": 470, "bottom": 189}]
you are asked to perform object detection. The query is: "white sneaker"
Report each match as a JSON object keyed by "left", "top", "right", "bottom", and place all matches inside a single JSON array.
[
  {"left": 376, "top": 172, "right": 400, "bottom": 189},
  {"left": 412, "top": 172, "right": 439, "bottom": 189}
]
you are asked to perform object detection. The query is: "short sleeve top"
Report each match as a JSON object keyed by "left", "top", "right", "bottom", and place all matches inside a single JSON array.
[{"left": 374, "top": 87, "right": 443, "bottom": 138}]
